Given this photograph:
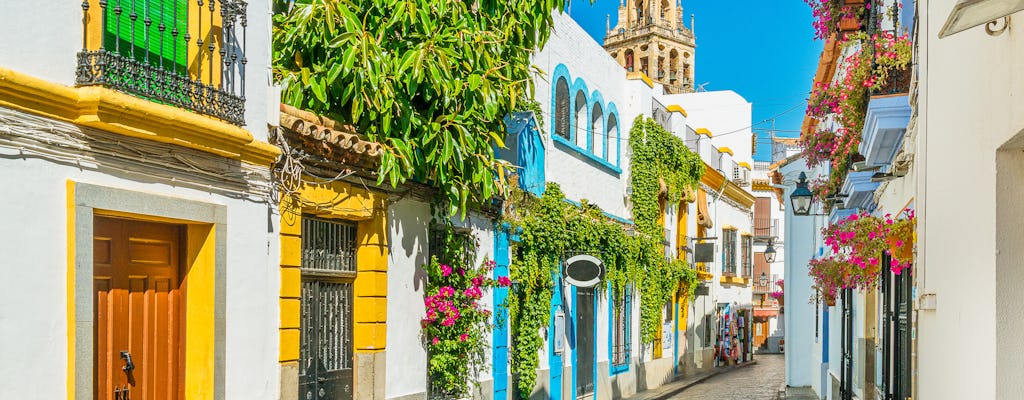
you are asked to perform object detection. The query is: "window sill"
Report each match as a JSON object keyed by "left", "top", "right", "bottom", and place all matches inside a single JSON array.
[
  {"left": 552, "top": 134, "right": 622, "bottom": 175},
  {"left": 611, "top": 362, "right": 630, "bottom": 375}
]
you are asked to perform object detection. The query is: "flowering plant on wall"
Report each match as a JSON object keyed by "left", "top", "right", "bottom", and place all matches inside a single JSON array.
[
  {"left": 800, "top": 31, "right": 913, "bottom": 207},
  {"left": 422, "top": 234, "right": 511, "bottom": 397},
  {"left": 804, "top": 0, "right": 872, "bottom": 39},
  {"left": 810, "top": 209, "right": 916, "bottom": 303}
]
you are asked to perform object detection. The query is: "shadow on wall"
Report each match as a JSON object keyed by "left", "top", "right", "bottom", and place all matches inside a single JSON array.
[{"left": 388, "top": 199, "right": 430, "bottom": 293}]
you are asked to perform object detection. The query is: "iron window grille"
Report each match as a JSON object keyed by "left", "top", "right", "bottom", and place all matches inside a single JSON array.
[
  {"left": 77, "top": 0, "right": 247, "bottom": 125},
  {"left": 554, "top": 77, "right": 571, "bottom": 140},
  {"left": 741, "top": 235, "right": 753, "bottom": 277},
  {"left": 299, "top": 215, "right": 357, "bottom": 400},
  {"left": 611, "top": 288, "right": 632, "bottom": 368},
  {"left": 722, "top": 228, "right": 737, "bottom": 275}
]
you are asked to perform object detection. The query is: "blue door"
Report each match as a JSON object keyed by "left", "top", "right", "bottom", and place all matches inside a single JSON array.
[{"left": 492, "top": 228, "right": 510, "bottom": 399}]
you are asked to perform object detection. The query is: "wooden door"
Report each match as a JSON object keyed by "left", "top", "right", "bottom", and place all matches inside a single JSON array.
[
  {"left": 574, "top": 288, "right": 595, "bottom": 399},
  {"left": 94, "top": 216, "right": 183, "bottom": 400}
]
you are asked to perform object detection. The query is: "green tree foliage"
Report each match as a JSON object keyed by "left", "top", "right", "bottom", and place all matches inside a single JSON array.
[{"left": 272, "top": 0, "right": 567, "bottom": 215}]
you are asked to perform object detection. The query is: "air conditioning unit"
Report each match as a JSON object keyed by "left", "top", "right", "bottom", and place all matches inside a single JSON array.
[{"left": 733, "top": 165, "right": 751, "bottom": 186}]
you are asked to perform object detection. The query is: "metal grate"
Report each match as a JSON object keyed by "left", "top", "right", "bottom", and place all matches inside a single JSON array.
[
  {"left": 722, "top": 229, "right": 737, "bottom": 275},
  {"left": 554, "top": 77, "right": 571, "bottom": 139},
  {"left": 299, "top": 215, "right": 356, "bottom": 400},
  {"left": 299, "top": 281, "right": 354, "bottom": 399},
  {"left": 611, "top": 290, "right": 631, "bottom": 366},
  {"left": 302, "top": 216, "right": 358, "bottom": 272},
  {"left": 741, "top": 235, "right": 753, "bottom": 277}
]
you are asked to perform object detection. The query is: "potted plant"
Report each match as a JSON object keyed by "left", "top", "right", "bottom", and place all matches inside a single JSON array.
[{"left": 884, "top": 209, "right": 915, "bottom": 274}]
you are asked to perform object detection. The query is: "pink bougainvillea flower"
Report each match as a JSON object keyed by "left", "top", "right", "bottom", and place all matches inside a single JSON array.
[
  {"left": 459, "top": 333, "right": 468, "bottom": 342},
  {"left": 440, "top": 264, "right": 453, "bottom": 277},
  {"left": 432, "top": 337, "right": 439, "bottom": 345}
]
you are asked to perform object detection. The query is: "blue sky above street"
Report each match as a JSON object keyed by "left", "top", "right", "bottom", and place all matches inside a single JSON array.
[{"left": 567, "top": 0, "right": 822, "bottom": 161}]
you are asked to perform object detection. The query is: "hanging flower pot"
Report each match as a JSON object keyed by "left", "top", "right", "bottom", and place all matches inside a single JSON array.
[{"left": 888, "top": 236, "right": 912, "bottom": 261}]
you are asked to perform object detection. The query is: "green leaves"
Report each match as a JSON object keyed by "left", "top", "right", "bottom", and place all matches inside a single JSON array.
[
  {"left": 272, "top": 0, "right": 567, "bottom": 215},
  {"left": 627, "top": 117, "right": 703, "bottom": 344}
]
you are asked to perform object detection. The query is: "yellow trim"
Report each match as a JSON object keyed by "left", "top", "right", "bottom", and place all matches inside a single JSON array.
[
  {"left": 738, "top": 162, "right": 752, "bottom": 169},
  {"left": 667, "top": 105, "right": 688, "bottom": 117},
  {"left": 279, "top": 178, "right": 390, "bottom": 366},
  {"left": 718, "top": 147, "right": 734, "bottom": 156},
  {"left": 696, "top": 128, "right": 713, "bottom": 137},
  {"left": 719, "top": 275, "right": 749, "bottom": 285},
  {"left": 701, "top": 163, "right": 756, "bottom": 209},
  {"left": 741, "top": 232, "right": 752, "bottom": 237},
  {"left": 697, "top": 270, "right": 715, "bottom": 281},
  {"left": 722, "top": 224, "right": 737, "bottom": 231},
  {"left": 0, "top": 68, "right": 279, "bottom": 165},
  {"left": 66, "top": 181, "right": 75, "bottom": 400},
  {"left": 184, "top": 223, "right": 217, "bottom": 399},
  {"left": 626, "top": 71, "right": 655, "bottom": 88}
]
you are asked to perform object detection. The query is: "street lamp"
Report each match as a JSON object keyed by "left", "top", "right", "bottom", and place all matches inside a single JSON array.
[
  {"left": 939, "top": 0, "right": 1024, "bottom": 38},
  {"left": 790, "top": 172, "right": 814, "bottom": 216},
  {"left": 759, "top": 272, "right": 768, "bottom": 288},
  {"left": 763, "top": 239, "right": 777, "bottom": 263}
]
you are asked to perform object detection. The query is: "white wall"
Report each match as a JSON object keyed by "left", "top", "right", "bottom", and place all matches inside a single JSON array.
[
  {"left": 661, "top": 91, "right": 755, "bottom": 165},
  {"left": 915, "top": 3, "right": 1024, "bottom": 399},
  {"left": 0, "top": 153, "right": 280, "bottom": 399},
  {"left": 531, "top": 12, "right": 651, "bottom": 220},
  {"left": 781, "top": 159, "right": 827, "bottom": 390},
  {"left": 384, "top": 199, "right": 431, "bottom": 399}
]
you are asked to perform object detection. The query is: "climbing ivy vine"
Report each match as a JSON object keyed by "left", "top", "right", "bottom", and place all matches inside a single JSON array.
[
  {"left": 627, "top": 116, "right": 704, "bottom": 342},
  {"left": 500, "top": 116, "right": 703, "bottom": 397}
]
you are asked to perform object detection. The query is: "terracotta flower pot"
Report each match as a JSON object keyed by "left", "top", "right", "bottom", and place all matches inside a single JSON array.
[
  {"left": 888, "top": 236, "right": 913, "bottom": 261},
  {"left": 839, "top": 15, "right": 861, "bottom": 32}
]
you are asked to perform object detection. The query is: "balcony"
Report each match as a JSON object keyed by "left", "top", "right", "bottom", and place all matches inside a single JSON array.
[
  {"left": 753, "top": 274, "right": 783, "bottom": 295},
  {"left": 860, "top": 94, "right": 912, "bottom": 169},
  {"left": 76, "top": 0, "right": 247, "bottom": 125}
]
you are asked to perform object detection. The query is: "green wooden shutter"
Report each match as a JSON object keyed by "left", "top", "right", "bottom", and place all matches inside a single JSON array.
[{"left": 104, "top": 0, "right": 187, "bottom": 72}]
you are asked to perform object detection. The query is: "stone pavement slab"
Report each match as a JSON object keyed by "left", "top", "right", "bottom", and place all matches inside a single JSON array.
[{"left": 624, "top": 360, "right": 758, "bottom": 400}]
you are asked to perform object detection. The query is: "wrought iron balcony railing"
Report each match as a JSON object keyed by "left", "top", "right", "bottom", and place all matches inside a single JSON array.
[{"left": 77, "top": 0, "right": 247, "bottom": 125}]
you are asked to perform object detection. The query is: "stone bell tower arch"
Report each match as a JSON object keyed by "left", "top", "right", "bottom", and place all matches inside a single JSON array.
[{"left": 604, "top": 0, "right": 697, "bottom": 94}]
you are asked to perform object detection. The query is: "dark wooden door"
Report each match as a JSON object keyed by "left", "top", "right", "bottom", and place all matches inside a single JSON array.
[
  {"left": 94, "top": 216, "right": 183, "bottom": 400},
  {"left": 575, "top": 288, "right": 595, "bottom": 399}
]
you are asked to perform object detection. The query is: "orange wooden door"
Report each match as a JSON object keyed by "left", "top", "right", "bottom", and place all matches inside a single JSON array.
[{"left": 94, "top": 216, "right": 183, "bottom": 400}]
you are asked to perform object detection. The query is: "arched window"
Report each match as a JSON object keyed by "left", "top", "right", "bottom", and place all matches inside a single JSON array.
[
  {"left": 624, "top": 49, "right": 635, "bottom": 72},
  {"left": 607, "top": 113, "right": 619, "bottom": 163},
  {"left": 554, "top": 77, "right": 570, "bottom": 140},
  {"left": 574, "top": 91, "right": 588, "bottom": 148},
  {"left": 592, "top": 103, "right": 604, "bottom": 157}
]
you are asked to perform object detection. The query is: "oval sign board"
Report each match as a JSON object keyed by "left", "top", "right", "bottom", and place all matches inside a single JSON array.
[{"left": 563, "top": 254, "right": 605, "bottom": 288}]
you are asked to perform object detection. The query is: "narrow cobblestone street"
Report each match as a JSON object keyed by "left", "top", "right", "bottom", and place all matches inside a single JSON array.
[{"left": 667, "top": 354, "right": 784, "bottom": 400}]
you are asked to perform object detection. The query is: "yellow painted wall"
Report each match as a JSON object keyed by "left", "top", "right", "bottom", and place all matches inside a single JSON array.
[
  {"left": 278, "top": 179, "right": 389, "bottom": 368},
  {"left": 183, "top": 224, "right": 217, "bottom": 399}
]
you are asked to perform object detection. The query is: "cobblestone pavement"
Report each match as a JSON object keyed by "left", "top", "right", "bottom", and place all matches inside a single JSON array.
[{"left": 668, "top": 354, "right": 785, "bottom": 400}]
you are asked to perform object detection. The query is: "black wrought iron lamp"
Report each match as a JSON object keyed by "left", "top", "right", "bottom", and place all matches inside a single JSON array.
[
  {"left": 790, "top": 172, "right": 814, "bottom": 216},
  {"left": 763, "top": 239, "right": 777, "bottom": 263},
  {"left": 759, "top": 272, "right": 769, "bottom": 288}
]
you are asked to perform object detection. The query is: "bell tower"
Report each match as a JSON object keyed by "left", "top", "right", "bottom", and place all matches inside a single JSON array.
[{"left": 603, "top": 0, "right": 697, "bottom": 94}]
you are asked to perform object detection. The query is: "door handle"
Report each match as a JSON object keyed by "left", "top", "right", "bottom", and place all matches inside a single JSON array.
[{"left": 120, "top": 350, "right": 135, "bottom": 373}]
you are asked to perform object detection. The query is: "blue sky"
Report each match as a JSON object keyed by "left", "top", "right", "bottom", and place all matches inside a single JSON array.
[{"left": 567, "top": 0, "right": 822, "bottom": 161}]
